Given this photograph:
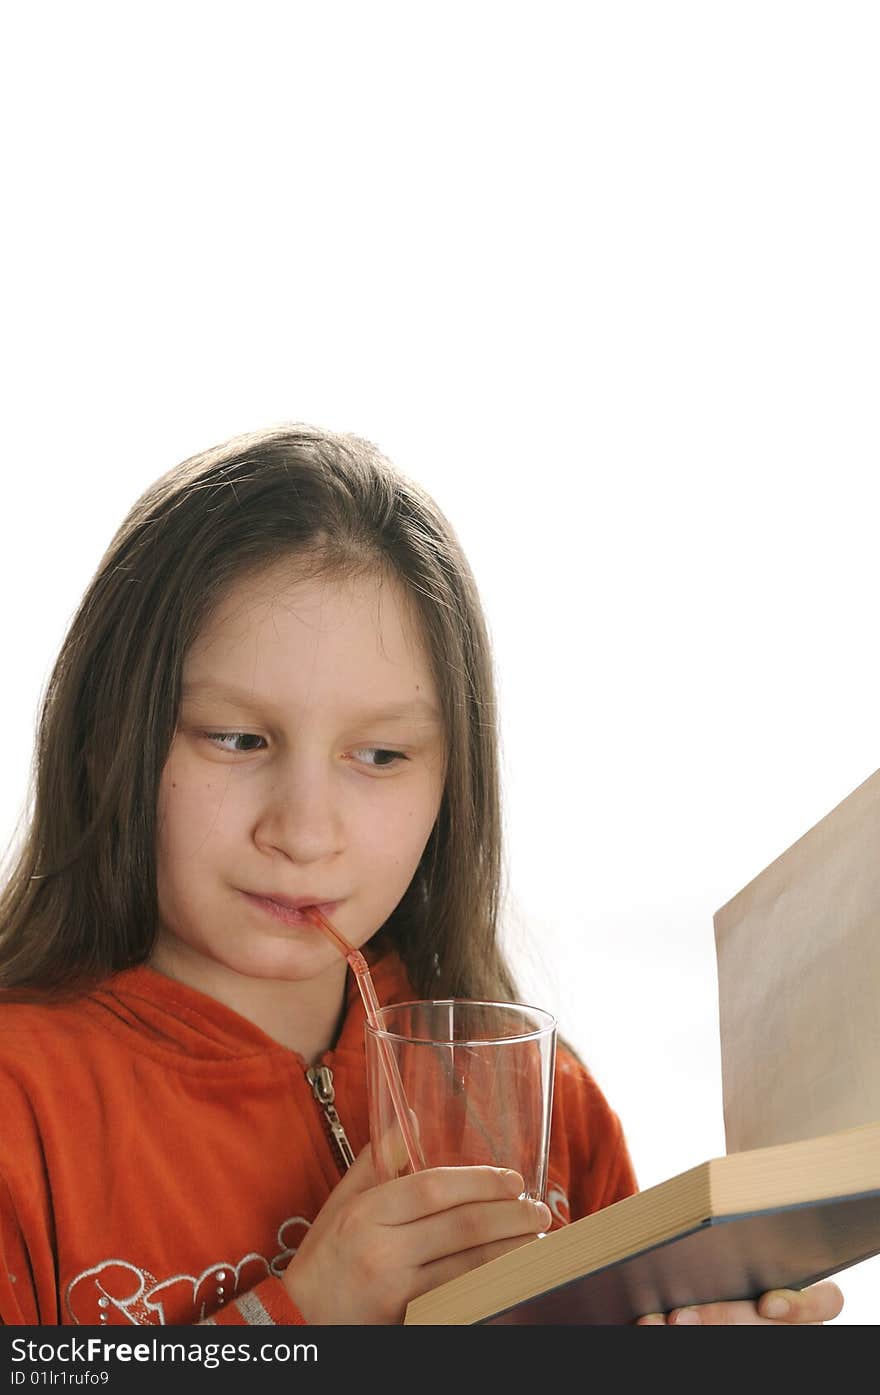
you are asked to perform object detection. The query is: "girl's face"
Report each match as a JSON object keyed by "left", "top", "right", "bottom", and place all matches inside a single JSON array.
[{"left": 154, "top": 562, "right": 446, "bottom": 990}]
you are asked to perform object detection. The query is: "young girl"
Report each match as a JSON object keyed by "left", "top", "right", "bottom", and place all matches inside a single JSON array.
[{"left": 0, "top": 424, "right": 842, "bottom": 1327}]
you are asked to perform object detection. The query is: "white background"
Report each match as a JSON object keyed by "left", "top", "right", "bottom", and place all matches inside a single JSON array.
[{"left": 1, "top": 2, "right": 877, "bottom": 1323}]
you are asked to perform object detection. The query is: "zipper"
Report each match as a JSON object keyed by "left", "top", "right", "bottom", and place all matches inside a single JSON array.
[{"left": 306, "top": 1065, "right": 356, "bottom": 1172}]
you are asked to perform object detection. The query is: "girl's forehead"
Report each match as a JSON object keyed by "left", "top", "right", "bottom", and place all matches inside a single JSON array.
[
  {"left": 187, "top": 562, "right": 432, "bottom": 673},
  {"left": 207, "top": 565, "right": 375, "bottom": 621}
]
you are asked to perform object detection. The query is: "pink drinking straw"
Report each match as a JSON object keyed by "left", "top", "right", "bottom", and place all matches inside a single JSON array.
[{"left": 304, "top": 905, "right": 427, "bottom": 1174}]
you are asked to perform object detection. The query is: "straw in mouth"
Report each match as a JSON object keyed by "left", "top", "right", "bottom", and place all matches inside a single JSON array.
[{"left": 303, "top": 905, "right": 426, "bottom": 1174}]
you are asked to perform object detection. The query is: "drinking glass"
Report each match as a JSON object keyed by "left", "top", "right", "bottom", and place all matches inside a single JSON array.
[{"left": 365, "top": 999, "right": 557, "bottom": 1202}]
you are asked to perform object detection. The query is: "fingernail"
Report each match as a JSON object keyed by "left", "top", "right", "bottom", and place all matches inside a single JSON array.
[
  {"left": 670, "top": 1307, "right": 701, "bottom": 1325},
  {"left": 762, "top": 1295, "right": 790, "bottom": 1319},
  {"left": 535, "top": 1202, "right": 552, "bottom": 1228},
  {"left": 500, "top": 1169, "right": 524, "bottom": 1194},
  {"left": 637, "top": 1313, "right": 666, "bottom": 1325}
]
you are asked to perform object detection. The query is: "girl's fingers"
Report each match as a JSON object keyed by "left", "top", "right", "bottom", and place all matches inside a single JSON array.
[
  {"left": 412, "top": 1229, "right": 546, "bottom": 1300},
  {"left": 402, "top": 1195, "right": 550, "bottom": 1267},
  {"left": 660, "top": 1279, "right": 846, "bottom": 1325},
  {"left": 666, "top": 1300, "right": 776, "bottom": 1325},
  {"left": 372, "top": 1109, "right": 423, "bottom": 1177},
  {"left": 756, "top": 1281, "right": 845, "bottom": 1324},
  {"left": 315, "top": 1141, "right": 380, "bottom": 1209},
  {"left": 368, "top": 1164, "right": 527, "bottom": 1226}
]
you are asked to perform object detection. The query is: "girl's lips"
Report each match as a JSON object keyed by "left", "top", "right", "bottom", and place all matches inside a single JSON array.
[{"left": 242, "top": 892, "right": 342, "bottom": 927}]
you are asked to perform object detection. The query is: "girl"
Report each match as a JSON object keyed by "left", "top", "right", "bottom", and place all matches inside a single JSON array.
[{"left": 0, "top": 424, "right": 842, "bottom": 1327}]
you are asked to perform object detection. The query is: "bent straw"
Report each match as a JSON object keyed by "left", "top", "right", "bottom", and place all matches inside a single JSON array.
[{"left": 304, "top": 905, "right": 427, "bottom": 1174}]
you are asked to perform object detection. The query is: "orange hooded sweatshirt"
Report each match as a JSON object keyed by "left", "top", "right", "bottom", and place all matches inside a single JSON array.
[{"left": 0, "top": 948, "right": 637, "bottom": 1326}]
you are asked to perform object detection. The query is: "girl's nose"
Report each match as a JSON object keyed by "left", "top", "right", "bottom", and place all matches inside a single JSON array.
[{"left": 253, "top": 763, "right": 345, "bottom": 864}]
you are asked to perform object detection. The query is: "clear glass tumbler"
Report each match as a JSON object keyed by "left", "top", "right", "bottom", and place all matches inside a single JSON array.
[{"left": 365, "top": 999, "right": 557, "bottom": 1202}]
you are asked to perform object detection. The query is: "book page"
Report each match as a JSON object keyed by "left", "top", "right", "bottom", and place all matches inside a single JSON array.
[{"left": 714, "top": 767, "right": 880, "bottom": 1152}]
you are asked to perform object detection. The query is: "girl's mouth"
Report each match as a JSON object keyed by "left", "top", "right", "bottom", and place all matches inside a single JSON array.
[{"left": 241, "top": 892, "right": 342, "bottom": 926}]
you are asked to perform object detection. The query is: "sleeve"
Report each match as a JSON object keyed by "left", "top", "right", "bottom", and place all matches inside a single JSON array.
[
  {"left": 199, "top": 1276, "right": 308, "bottom": 1326},
  {"left": 544, "top": 1045, "right": 639, "bottom": 1228},
  {"left": 0, "top": 1172, "right": 41, "bottom": 1324}
]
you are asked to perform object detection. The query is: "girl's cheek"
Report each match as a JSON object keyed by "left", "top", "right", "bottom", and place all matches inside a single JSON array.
[{"left": 159, "top": 765, "right": 241, "bottom": 856}]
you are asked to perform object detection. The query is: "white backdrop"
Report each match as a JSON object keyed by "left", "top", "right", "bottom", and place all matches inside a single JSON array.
[{"left": 1, "top": 2, "right": 877, "bottom": 1323}]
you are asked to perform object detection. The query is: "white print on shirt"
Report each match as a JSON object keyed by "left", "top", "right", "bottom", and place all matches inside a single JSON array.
[
  {"left": 64, "top": 1214, "right": 312, "bottom": 1325},
  {"left": 64, "top": 1184, "right": 573, "bottom": 1324},
  {"left": 545, "top": 1181, "right": 571, "bottom": 1226}
]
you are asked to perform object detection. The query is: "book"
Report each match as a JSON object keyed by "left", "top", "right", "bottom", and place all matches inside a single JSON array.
[
  {"left": 714, "top": 765, "right": 880, "bottom": 1152},
  {"left": 404, "top": 1120, "right": 880, "bottom": 1324},
  {"left": 405, "top": 767, "right": 880, "bottom": 1325}
]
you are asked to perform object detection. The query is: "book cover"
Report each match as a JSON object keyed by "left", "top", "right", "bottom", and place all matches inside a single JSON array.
[
  {"left": 714, "top": 766, "right": 880, "bottom": 1152},
  {"left": 406, "top": 767, "right": 880, "bottom": 1325},
  {"left": 405, "top": 1121, "right": 880, "bottom": 1325}
]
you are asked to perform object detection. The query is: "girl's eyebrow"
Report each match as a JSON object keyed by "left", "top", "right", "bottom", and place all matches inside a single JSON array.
[{"left": 180, "top": 680, "right": 443, "bottom": 725}]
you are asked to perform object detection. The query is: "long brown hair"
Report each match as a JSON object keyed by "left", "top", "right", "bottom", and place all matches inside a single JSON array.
[{"left": 0, "top": 424, "right": 520, "bottom": 1007}]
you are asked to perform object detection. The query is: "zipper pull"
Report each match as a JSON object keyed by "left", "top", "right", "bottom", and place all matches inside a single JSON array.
[{"left": 306, "top": 1065, "right": 356, "bottom": 1171}]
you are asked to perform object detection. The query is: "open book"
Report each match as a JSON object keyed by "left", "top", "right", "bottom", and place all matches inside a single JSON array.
[
  {"left": 405, "top": 1120, "right": 880, "bottom": 1324},
  {"left": 405, "top": 767, "right": 880, "bottom": 1325}
]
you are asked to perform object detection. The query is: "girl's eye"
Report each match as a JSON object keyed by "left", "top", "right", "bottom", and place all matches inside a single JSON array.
[
  {"left": 200, "top": 734, "right": 407, "bottom": 769},
  {"left": 203, "top": 732, "right": 267, "bottom": 754},
  {"left": 352, "top": 747, "right": 408, "bottom": 770}
]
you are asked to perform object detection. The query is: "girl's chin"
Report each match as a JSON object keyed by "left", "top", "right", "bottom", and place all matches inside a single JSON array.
[
  {"left": 153, "top": 933, "right": 345, "bottom": 987},
  {"left": 226, "top": 942, "right": 347, "bottom": 982}
]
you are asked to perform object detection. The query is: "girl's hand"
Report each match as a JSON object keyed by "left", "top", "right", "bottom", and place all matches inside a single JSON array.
[
  {"left": 636, "top": 1280, "right": 845, "bottom": 1325},
  {"left": 282, "top": 1143, "right": 550, "bottom": 1324}
]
